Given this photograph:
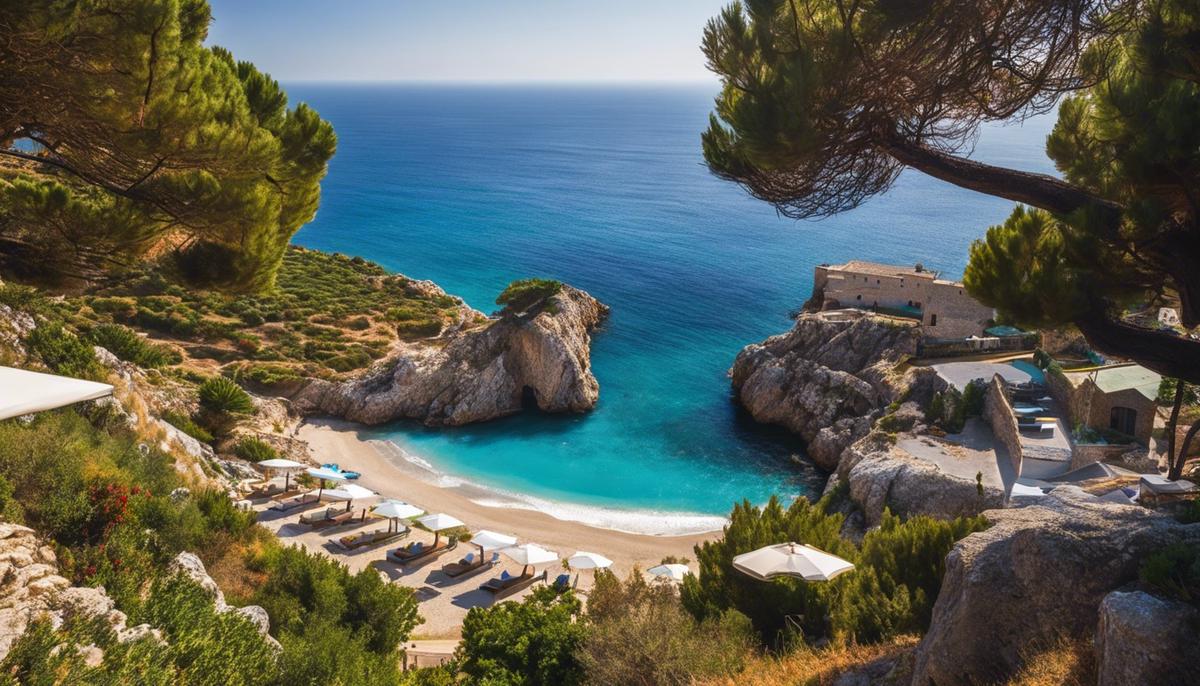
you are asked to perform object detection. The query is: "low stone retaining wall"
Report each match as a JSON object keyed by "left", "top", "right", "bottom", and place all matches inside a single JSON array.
[
  {"left": 1070, "top": 442, "right": 1144, "bottom": 471},
  {"left": 983, "top": 374, "right": 1022, "bottom": 476}
]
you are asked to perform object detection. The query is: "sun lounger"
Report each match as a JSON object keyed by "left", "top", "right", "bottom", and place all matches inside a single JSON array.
[
  {"left": 338, "top": 526, "right": 409, "bottom": 550},
  {"left": 441, "top": 551, "right": 499, "bottom": 578},
  {"left": 387, "top": 538, "right": 457, "bottom": 566},
  {"left": 269, "top": 492, "right": 319, "bottom": 511},
  {"left": 299, "top": 507, "right": 355, "bottom": 527},
  {"left": 479, "top": 569, "right": 547, "bottom": 599}
]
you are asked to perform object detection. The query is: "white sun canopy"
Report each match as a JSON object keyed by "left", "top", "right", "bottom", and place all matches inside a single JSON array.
[
  {"left": 499, "top": 543, "right": 558, "bottom": 567},
  {"left": 646, "top": 563, "right": 690, "bottom": 582},
  {"left": 0, "top": 366, "right": 113, "bottom": 421},
  {"left": 732, "top": 542, "right": 854, "bottom": 582},
  {"left": 472, "top": 530, "right": 518, "bottom": 552},
  {"left": 323, "top": 483, "right": 376, "bottom": 502},
  {"left": 372, "top": 500, "right": 424, "bottom": 520},
  {"left": 416, "top": 512, "right": 465, "bottom": 532},
  {"left": 306, "top": 466, "right": 347, "bottom": 482},
  {"left": 567, "top": 551, "right": 613, "bottom": 570},
  {"left": 257, "top": 458, "right": 306, "bottom": 472}
]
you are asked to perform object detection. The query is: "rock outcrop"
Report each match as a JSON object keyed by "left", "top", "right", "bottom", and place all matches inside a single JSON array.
[
  {"left": 731, "top": 311, "right": 922, "bottom": 469},
  {"left": 292, "top": 285, "right": 609, "bottom": 426},
  {"left": 837, "top": 431, "right": 1004, "bottom": 527},
  {"left": 169, "top": 552, "right": 278, "bottom": 648},
  {"left": 912, "top": 488, "right": 1200, "bottom": 685},
  {"left": 1095, "top": 590, "right": 1200, "bottom": 686},
  {"left": 0, "top": 523, "right": 161, "bottom": 660}
]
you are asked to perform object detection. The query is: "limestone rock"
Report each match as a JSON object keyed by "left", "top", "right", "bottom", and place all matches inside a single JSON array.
[
  {"left": 912, "top": 488, "right": 1200, "bottom": 685},
  {"left": 1095, "top": 590, "right": 1200, "bottom": 686},
  {"left": 292, "top": 285, "right": 609, "bottom": 426},
  {"left": 837, "top": 435, "right": 1003, "bottom": 526},
  {"left": 168, "top": 552, "right": 277, "bottom": 646},
  {"left": 730, "top": 311, "right": 921, "bottom": 470}
]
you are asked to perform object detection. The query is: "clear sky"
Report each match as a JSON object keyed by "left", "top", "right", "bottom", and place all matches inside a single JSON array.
[{"left": 205, "top": 0, "right": 728, "bottom": 83}]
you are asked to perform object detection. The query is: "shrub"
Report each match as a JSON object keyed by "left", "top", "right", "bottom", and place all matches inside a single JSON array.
[
  {"left": 681, "top": 494, "right": 987, "bottom": 645},
  {"left": 235, "top": 437, "right": 279, "bottom": 463},
  {"left": 1140, "top": 543, "right": 1200, "bottom": 604},
  {"left": 495, "top": 278, "right": 563, "bottom": 314},
  {"left": 199, "top": 376, "right": 255, "bottom": 415},
  {"left": 25, "top": 322, "right": 102, "bottom": 380},
  {"left": 395, "top": 319, "right": 443, "bottom": 339},
  {"left": 161, "top": 410, "right": 214, "bottom": 443},
  {"left": 87, "top": 323, "right": 181, "bottom": 368},
  {"left": 582, "top": 570, "right": 752, "bottom": 685},
  {"left": 457, "top": 586, "right": 587, "bottom": 686}
]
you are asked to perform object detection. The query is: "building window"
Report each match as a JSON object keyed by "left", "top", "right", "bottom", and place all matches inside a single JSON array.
[
  {"left": 930, "top": 314, "right": 937, "bottom": 326},
  {"left": 856, "top": 294, "right": 862, "bottom": 300},
  {"left": 877, "top": 279, "right": 881, "bottom": 284},
  {"left": 1110, "top": 406, "right": 1137, "bottom": 437}
]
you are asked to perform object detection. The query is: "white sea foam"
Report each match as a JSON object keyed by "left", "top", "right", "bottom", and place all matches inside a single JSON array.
[{"left": 370, "top": 439, "right": 727, "bottom": 536}]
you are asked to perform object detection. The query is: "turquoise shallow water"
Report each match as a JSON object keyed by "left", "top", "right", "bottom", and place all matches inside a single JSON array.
[{"left": 286, "top": 84, "right": 1055, "bottom": 531}]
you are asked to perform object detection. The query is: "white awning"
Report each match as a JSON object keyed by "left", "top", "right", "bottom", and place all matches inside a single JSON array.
[{"left": 0, "top": 366, "right": 113, "bottom": 420}]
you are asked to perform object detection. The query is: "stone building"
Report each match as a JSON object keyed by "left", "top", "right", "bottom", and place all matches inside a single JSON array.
[
  {"left": 811, "top": 261, "right": 994, "bottom": 338},
  {"left": 1057, "top": 364, "right": 1162, "bottom": 445}
]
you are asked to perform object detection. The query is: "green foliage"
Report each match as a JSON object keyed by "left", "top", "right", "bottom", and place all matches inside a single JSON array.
[
  {"left": 0, "top": 0, "right": 336, "bottom": 290},
  {"left": 276, "top": 621, "right": 404, "bottom": 686},
  {"left": 87, "top": 323, "right": 181, "bottom": 368},
  {"left": 25, "top": 322, "right": 102, "bottom": 380},
  {"left": 250, "top": 544, "right": 422, "bottom": 655},
  {"left": 496, "top": 278, "right": 563, "bottom": 314},
  {"left": 161, "top": 410, "right": 214, "bottom": 443},
  {"left": 235, "top": 436, "right": 279, "bottom": 463},
  {"left": 681, "top": 494, "right": 987, "bottom": 645},
  {"left": 134, "top": 574, "right": 280, "bottom": 685},
  {"left": 1158, "top": 378, "right": 1200, "bottom": 406},
  {"left": 457, "top": 586, "right": 587, "bottom": 686},
  {"left": 582, "top": 570, "right": 752, "bottom": 685},
  {"left": 1140, "top": 544, "right": 1200, "bottom": 605},
  {"left": 199, "top": 376, "right": 255, "bottom": 415}
]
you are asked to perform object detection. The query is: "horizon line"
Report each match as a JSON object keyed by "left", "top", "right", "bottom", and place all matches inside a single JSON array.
[{"left": 278, "top": 77, "right": 720, "bottom": 86}]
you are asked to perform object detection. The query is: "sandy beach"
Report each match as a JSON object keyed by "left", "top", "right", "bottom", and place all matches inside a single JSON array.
[{"left": 252, "top": 419, "right": 720, "bottom": 638}]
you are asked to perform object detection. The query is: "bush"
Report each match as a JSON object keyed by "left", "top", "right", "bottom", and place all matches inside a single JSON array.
[
  {"left": 25, "top": 322, "right": 102, "bottom": 380},
  {"left": 457, "top": 586, "right": 587, "bottom": 686},
  {"left": 199, "top": 376, "right": 255, "bottom": 415},
  {"left": 681, "top": 494, "right": 987, "bottom": 645},
  {"left": 1140, "top": 544, "right": 1200, "bottom": 605},
  {"left": 87, "top": 323, "right": 181, "bottom": 368},
  {"left": 582, "top": 570, "right": 752, "bottom": 685},
  {"left": 161, "top": 410, "right": 214, "bottom": 443},
  {"left": 235, "top": 437, "right": 279, "bottom": 463},
  {"left": 495, "top": 278, "right": 563, "bottom": 314},
  {"left": 250, "top": 544, "right": 422, "bottom": 653}
]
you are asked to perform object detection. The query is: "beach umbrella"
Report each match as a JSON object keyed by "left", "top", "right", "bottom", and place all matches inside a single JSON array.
[
  {"left": 499, "top": 543, "right": 558, "bottom": 576},
  {"left": 647, "top": 563, "right": 690, "bottom": 583},
  {"left": 257, "top": 458, "right": 305, "bottom": 490},
  {"left": 306, "top": 466, "right": 346, "bottom": 498},
  {"left": 372, "top": 500, "right": 424, "bottom": 532},
  {"left": 0, "top": 366, "right": 113, "bottom": 420},
  {"left": 322, "top": 483, "right": 376, "bottom": 514},
  {"left": 416, "top": 512, "right": 465, "bottom": 546},
  {"left": 732, "top": 543, "right": 854, "bottom": 582},
  {"left": 472, "top": 530, "right": 517, "bottom": 553},
  {"left": 567, "top": 551, "right": 613, "bottom": 570}
]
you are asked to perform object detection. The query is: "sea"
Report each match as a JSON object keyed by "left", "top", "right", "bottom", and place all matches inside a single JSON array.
[{"left": 286, "top": 83, "right": 1057, "bottom": 534}]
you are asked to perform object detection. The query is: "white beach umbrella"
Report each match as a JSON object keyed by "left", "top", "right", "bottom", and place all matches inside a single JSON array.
[
  {"left": 499, "top": 543, "right": 558, "bottom": 575},
  {"left": 372, "top": 500, "right": 424, "bottom": 532},
  {"left": 732, "top": 543, "right": 854, "bottom": 582},
  {"left": 472, "top": 530, "right": 517, "bottom": 552},
  {"left": 0, "top": 366, "right": 113, "bottom": 420},
  {"left": 257, "top": 458, "right": 305, "bottom": 490},
  {"left": 305, "top": 466, "right": 346, "bottom": 498},
  {"left": 567, "top": 551, "right": 613, "bottom": 570},
  {"left": 322, "top": 483, "right": 376, "bottom": 513},
  {"left": 647, "top": 563, "right": 690, "bottom": 582},
  {"left": 416, "top": 512, "right": 465, "bottom": 546}
]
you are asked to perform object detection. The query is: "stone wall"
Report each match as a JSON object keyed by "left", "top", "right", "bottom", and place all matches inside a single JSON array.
[
  {"left": 813, "top": 265, "right": 993, "bottom": 339},
  {"left": 1070, "top": 442, "right": 1145, "bottom": 471},
  {"left": 983, "top": 374, "right": 1023, "bottom": 476}
]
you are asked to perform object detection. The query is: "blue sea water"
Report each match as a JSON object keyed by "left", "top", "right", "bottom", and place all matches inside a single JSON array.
[{"left": 286, "top": 83, "right": 1056, "bottom": 532}]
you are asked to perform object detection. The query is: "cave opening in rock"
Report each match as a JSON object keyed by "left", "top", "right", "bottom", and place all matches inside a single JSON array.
[{"left": 520, "top": 385, "right": 540, "bottom": 410}]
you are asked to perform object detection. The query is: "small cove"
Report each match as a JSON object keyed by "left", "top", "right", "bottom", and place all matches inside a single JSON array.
[{"left": 288, "top": 83, "right": 1056, "bottom": 531}]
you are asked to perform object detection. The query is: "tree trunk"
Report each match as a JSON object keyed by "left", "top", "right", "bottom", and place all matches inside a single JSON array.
[
  {"left": 1167, "top": 382, "right": 1186, "bottom": 481},
  {"left": 1177, "top": 419, "right": 1200, "bottom": 481},
  {"left": 1074, "top": 309, "right": 1200, "bottom": 385}
]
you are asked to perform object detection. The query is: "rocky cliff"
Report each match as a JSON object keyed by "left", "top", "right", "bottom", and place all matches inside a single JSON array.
[
  {"left": 730, "top": 311, "right": 922, "bottom": 469},
  {"left": 912, "top": 487, "right": 1200, "bottom": 685},
  {"left": 292, "top": 284, "right": 609, "bottom": 426}
]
